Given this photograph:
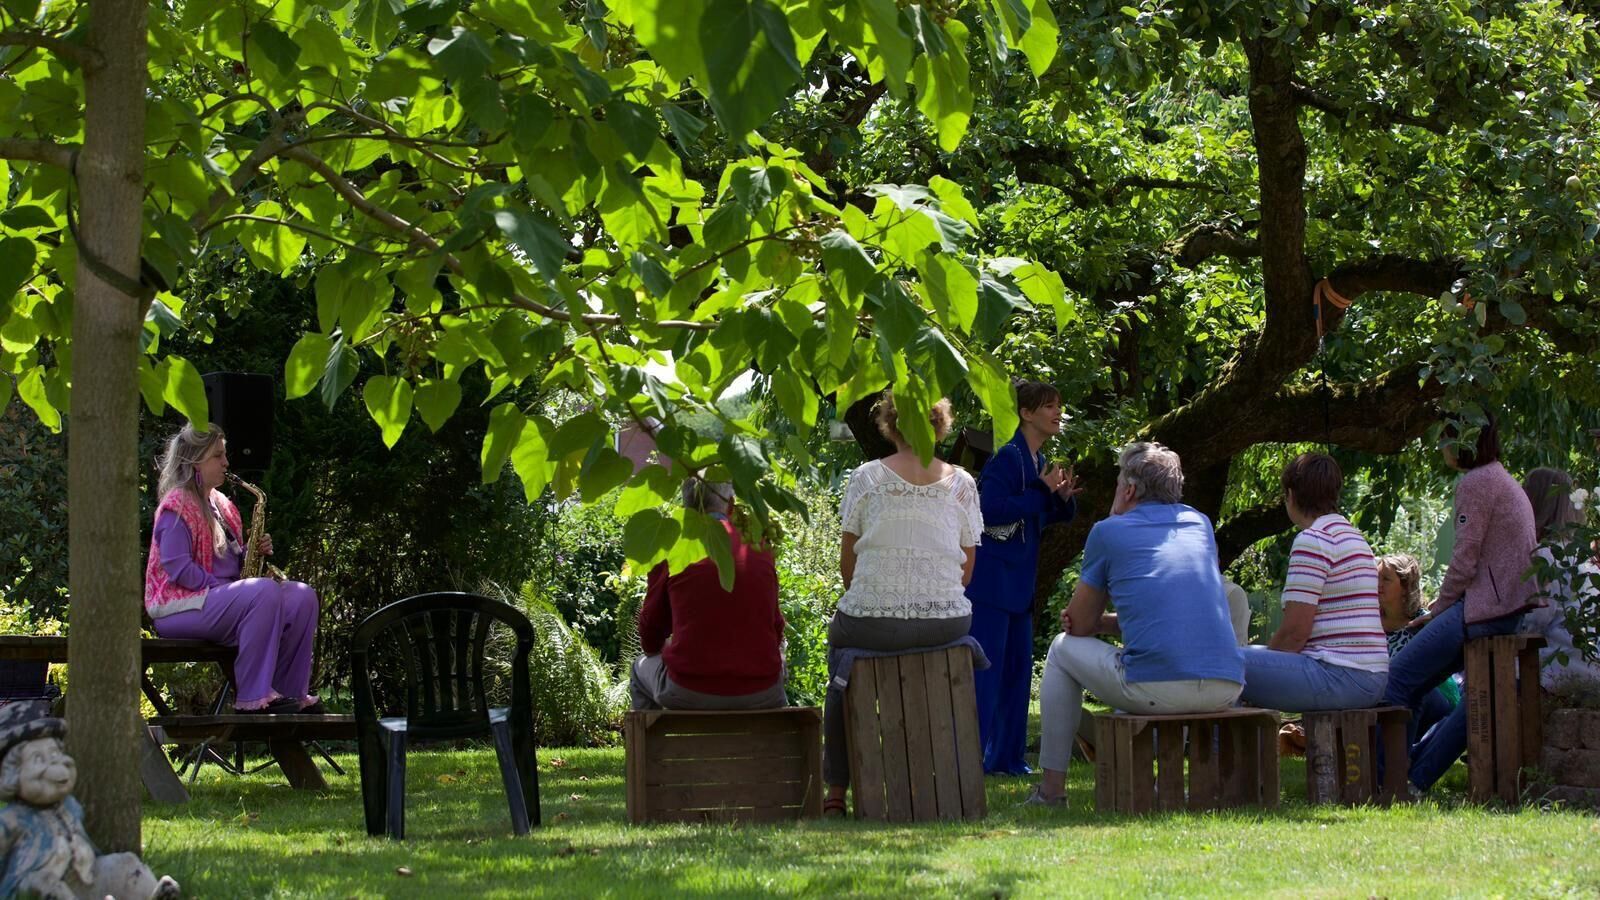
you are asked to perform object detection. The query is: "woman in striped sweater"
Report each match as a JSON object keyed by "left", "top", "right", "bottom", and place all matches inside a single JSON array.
[{"left": 1239, "top": 453, "right": 1389, "bottom": 711}]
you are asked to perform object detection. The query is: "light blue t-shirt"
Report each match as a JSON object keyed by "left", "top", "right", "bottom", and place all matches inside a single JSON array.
[{"left": 1079, "top": 502, "right": 1245, "bottom": 685}]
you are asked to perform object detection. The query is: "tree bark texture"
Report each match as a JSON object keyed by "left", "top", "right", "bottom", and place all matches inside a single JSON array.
[{"left": 66, "top": 0, "right": 148, "bottom": 853}]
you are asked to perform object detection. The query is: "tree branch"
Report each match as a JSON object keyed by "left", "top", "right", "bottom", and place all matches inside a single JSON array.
[
  {"left": 0, "top": 29, "right": 102, "bottom": 69},
  {"left": 0, "top": 137, "right": 77, "bottom": 170},
  {"left": 1170, "top": 223, "right": 1261, "bottom": 268},
  {"left": 1216, "top": 501, "right": 1291, "bottom": 568},
  {"left": 283, "top": 145, "right": 715, "bottom": 332},
  {"left": 1291, "top": 80, "right": 1451, "bottom": 135}
]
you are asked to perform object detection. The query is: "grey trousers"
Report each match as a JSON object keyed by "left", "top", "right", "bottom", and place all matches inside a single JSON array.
[
  {"left": 823, "top": 611, "right": 973, "bottom": 786},
  {"left": 629, "top": 654, "right": 788, "bottom": 711}
]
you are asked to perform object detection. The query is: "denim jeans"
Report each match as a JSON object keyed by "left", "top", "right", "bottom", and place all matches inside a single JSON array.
[
  {"left": 1238, "top": 647, "right": 1387, "bottom": 711},
  {"left": 1381, "top": 601, "right": 1524, "bottom": 790}
]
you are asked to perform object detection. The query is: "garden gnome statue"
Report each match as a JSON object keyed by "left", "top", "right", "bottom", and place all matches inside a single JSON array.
[{"left": 0, "top": 703, "right": 180, "bottom": 899}]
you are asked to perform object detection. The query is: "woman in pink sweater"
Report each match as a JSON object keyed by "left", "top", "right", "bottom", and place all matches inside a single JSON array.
[{"left": 1382, "top": 412, "right": 1541, "bottom": 791}]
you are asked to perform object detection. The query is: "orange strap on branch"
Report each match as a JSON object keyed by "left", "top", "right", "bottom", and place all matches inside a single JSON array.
[{"left": 1312, "top": 277, "right": 1352, "bottom": 341}]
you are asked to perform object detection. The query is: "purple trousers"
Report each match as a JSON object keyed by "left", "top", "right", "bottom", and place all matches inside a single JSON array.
[{"left": 153, "top": 578, "right": 320, "bottom": 709}]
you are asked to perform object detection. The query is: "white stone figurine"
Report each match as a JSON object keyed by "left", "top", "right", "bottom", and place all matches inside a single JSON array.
[{"left": 0, "top": 702, "right": 180, "bottom": 899}]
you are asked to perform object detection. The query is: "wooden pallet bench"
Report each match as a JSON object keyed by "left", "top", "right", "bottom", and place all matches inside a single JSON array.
[
  {"left": 1303, "top": 706, "right": 1411, "bottom": 805},
  {"left": 844, "top": 646, "right": 986, "bottom": 822},
  {"left": 624, "top": 708, "right": 822, "bottom": 824},
  {"left": 1094, "top": 707, "right": 1280, "bottom": 814},
  {"left": 1466, "top": 633, "right": 1545, "bottom": 804}
]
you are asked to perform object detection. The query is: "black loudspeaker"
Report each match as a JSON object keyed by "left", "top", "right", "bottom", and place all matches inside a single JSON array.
[{"left": 202, "top": 372, "right": 274, "bottom": 474}]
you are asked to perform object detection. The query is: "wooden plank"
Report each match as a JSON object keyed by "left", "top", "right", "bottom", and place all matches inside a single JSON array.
[
  {"left": 1341, "top": 710, "right": 1372, "bottom": 805},
  {"left": 1112, "top": 718, "right": 1135, "bottom": 814},
  {"left": 898, "top": 652, "right": 938, "bottom": 821},
  {"left": 921, "top": 647, "right": 963, "bottom": 819},
  {"left": 625, "top": 712, "right": 646, "bottom": 824},
  {"left": 646, "top": 806, "right": 801, "bottom": 824},
  {"left": 1517, "top": 640, "right": 1543, "bottom": 788},
  {"left": 1491, "top": 636, "right": 1520, "bottom": 804},
  {"left": 1306, "top": 713, "right": 1337, "bottom": 805},
  {"left": 1129, "top": 720, "right": 1155, "bottom": 814},
  {"left": 645, "top": 731, "right": 806, "bottom": 763},
  {"left": 946, "top": 648, "right": 986, "bottom": 820},
  {"left": 1155, "top": 723, "right": 1185, "bottom": 812},
  {"left": 1465, "top": 639, "right": 1494, "bottom": 803},
  {"left": 140, "top": 726, "right": 189, "bottom": 805},
  {"left": 873, "top": 656, "right": 913, "bottom": 823},
  {"left": 1258, "top": 716, "right": 1280, "bottom": 810},
  {"left": 800, "top": 714, "right": 823, "bottom": 819},
  {"left": 1378, "top": 707, "right": 1410, "bottom": 805},
  {"left": 147, "top": 714, "right": 357, "bottom": 743},
  {"left": 649, "top": 709, "right": 822, "bottom": 737},
  {"left": 1083, "top": 707, "right": 1279, "bottom": 723},
  {"left": 1187, "top": 720, "right": 1218, "bottom": 811},
  {"left": 1094, "top": 715, "right": 1115, "bottom": 813},
  {"left": 646, "top": 780, "right": 809, "bottom": 811},
  {"left": 647, "top": 755, "right": 807, "bottom": 785},
  {"left": 1218, "top": 718, "right": 1254, "bottom": 808},
  {"left": 268, "top": 739, "right": 328, "bottom": 791},
  {"left": 845, "top": 658, "right": 886, "bottom": 820}
]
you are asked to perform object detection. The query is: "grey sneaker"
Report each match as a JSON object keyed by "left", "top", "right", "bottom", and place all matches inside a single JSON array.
[{"left": 1021, "top": 786, "right": 1067, "bottom": 808}]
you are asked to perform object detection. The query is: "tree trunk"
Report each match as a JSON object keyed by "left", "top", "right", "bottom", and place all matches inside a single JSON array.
[{"left": 66, "top": 0, "right": 148, "bottom": 853}]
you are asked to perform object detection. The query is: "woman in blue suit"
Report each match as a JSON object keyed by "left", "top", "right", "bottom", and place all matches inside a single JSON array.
[{"left": 966, "top": 380, "right": 1081, "bottom": 775}]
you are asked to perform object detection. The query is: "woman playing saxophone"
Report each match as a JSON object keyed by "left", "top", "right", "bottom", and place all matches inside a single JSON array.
[{"left": 142, "top": 423, "right": 322, "bottom": 714}]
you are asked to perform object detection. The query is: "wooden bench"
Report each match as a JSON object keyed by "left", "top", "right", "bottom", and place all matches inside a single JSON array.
[
  {"left": 1466, "top": 633, "right": 1545, "bottom": 804},
  {"left": 1303, "top": 706, "right": 1411, "bottom": 805},
  {"left": 1094, "top": 708, "right": 1280, "bottom": 814},
  {"left": 844, "top": 646, "right": 986, "bottom": 822},
  {"left": 0, "top": 634, "right": 233, "bottom": 716},
  {"left": 623, "top": 708, "right": 822, "bottom": 824},
  {"left": 0, "top": 634, "right": 348, "bottom": 799}
]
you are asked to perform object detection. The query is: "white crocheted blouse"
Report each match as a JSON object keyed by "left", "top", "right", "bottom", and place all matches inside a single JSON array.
[{"left": 837, "top": 459, "right": 983, "bottom": 620}]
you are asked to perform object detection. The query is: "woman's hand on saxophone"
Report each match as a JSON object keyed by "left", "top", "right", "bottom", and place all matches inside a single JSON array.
[{"left": 256, "top": 534, "right": 274, "bottom": 558}]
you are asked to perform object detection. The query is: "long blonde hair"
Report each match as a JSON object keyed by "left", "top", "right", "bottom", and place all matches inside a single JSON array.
[
  {"left": 156, "top": 423, "right": 228, "bottom": 556},
  {"left": 1377, "top": 553, "right": 1424, "bottom": 619}
]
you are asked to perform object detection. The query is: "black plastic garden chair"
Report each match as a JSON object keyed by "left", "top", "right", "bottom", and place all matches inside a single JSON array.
[{"left": 351, "top": 592, "right": 541, "bottom": 839}]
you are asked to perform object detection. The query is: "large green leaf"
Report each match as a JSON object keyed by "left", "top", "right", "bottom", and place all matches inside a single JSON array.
[
  {"left": 160, "top": 355, "right": 210, "bottom": 427},
  {"left": 239, "top": 202, "right": 306, "bottom": 275},
  {"left": 616, "top": 463, "right": 680, "bottom": 518},
  {"left": 820, "top": 230, "right": 876, "bottom": 300},
  {"left": 771, "top": 369, "right": 819, "bottom": 428},
  {"left": 967, "top": 352, "right": 1017, "bottom": 443},
  {"left": 362, "top": 375, "right": 413, "bottom": 448},
  {"left": 908, "top": 19, "right": 973, "bottom": 152},
  {"left": 284, "top": 333, "right": 333, "bottom": 400},
  {"left": 493, "top": 208, "right": 569, "bottom": 282},
  {"left": 511, "top": 415, "right": 556, "bottom": 500},
  {"left": 320, "top": 337, "right": 361, "bottom": 411},
  {"left": 413, "top": 377, "right": 462, "bottom": 432},
  {"left": 16, "top": 366, "right": 59, "bottom": 431},
  {"left": 623, "top": 507, "right": 681, "bottom": 570},
  {"left": 1018, "top": 0, "right": 1059, "bottom": 77},
  {"left": 481, "top": 402, "right": 526, "bottom": 483},
  {"left": 579, "top": 446, "right": 635, "bottom": 501},
  {"left": 0, "top": 237, "right": 36, "bottom": 307},
  {"left": 700, "top": 0, "right": 804, "bottom": 140}
]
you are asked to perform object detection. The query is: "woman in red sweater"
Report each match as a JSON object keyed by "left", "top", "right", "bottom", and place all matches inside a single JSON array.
[{"left": 630, "top": 480, "right": 787, "bottom": 710}]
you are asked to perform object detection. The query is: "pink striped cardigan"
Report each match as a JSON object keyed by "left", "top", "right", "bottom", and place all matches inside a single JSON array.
[{"left": 143, "top": 487, "right": 242, "bottom": 619}]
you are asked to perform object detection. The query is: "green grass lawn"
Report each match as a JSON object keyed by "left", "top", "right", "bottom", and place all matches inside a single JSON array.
[{"left": 142, "top": 741, "right": 1600, "bottom": 899}]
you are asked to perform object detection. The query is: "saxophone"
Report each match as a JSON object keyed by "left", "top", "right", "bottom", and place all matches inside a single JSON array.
[{"left": 227, "top": 473, "right": 286, "bottom": 581}]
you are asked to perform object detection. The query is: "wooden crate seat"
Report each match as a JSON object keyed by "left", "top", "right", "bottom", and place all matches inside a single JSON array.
[
  {"left": 624, "top": 707, "right": 822, "bottom": 824},
  {"left": 1303, "top": 706, "right": 1410, "bottom": 805},
  {"left": 843, "top": 646, "right": 986, "bottom": 822},
  {"left": 1465, "top": 633, "right": 1545, "bottom": 804},
  {"left": 1094, "top": 708, "right": 1280, "bottom": 814}
]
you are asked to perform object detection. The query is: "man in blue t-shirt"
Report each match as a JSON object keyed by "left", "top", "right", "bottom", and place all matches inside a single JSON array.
[{"left": 1024, "top": 442, "right": 1244, "bottom": 806}]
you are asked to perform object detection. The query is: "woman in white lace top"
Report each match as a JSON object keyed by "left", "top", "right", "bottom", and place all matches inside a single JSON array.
[{"left": 823, "top": 391, "right": 984, "bottom": 814}]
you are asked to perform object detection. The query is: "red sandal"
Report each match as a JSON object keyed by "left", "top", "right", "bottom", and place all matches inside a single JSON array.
[{"left": 822, "top": 796, "right": 847, "bottom": 818}]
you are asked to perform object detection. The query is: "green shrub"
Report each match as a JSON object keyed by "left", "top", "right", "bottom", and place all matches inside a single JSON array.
[{"left": 485, "top": 581, "right": 625, "bottom": 747}]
